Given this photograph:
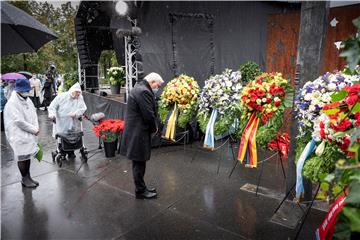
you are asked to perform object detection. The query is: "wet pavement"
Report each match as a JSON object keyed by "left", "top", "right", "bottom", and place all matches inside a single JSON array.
[{"left": 1, "top": 110, "right": 326, "bottom": 239}]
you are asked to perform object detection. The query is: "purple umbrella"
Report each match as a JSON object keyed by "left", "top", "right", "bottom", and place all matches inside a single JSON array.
[
  {"left": 1, "top": 72, "right": 27, "bottom": 81},
  {"left": 18, "top": 71, "right": 32, "bottom": 79}
]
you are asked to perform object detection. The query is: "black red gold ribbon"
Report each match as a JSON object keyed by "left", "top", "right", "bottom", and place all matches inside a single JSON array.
[{"left": 237, "top": 113, "right": 260, "bottom": 168}]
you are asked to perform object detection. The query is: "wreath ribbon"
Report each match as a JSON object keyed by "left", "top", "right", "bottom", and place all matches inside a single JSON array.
[
  {"left": 295, "top": 139, "right": 316, "bottom": 199},
  {"left": 237, "top": 113, "right": 260, "bottom": 168},
  {"left": 203, "top": 109, "right": 218, "bottom": 150},
  {"left": 163, "top": 103, "right": 178, "bottom": 141}
]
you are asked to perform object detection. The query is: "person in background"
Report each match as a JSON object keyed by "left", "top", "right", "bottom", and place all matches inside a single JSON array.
[
  {"left": 0, "top": 80, "right": 7, "bottom": 131},
  {"left": 57, "top": 76, "right": 65, "bottom": 94},
  {"left": 46, "top": 64, "right": 57, "bottom": 94},
  {"left": 41, "top": 79, "right": 52, "bottom": 111},
  {"left": 4, "top": 78, "right": 40, "bottom": 188},
  {"left": 120, "top": 72, "right": 164, "bottom": 199},
  {"left": 48, "top": 82, "right": 87, "bottom": 159},
  {"left": 29, "top": 74, "right": 41, "bottom": 109}
]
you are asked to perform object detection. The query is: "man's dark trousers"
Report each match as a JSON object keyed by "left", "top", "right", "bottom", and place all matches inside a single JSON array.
[{"left": 132, "top": 161, "right": 146, "bottom": 193}]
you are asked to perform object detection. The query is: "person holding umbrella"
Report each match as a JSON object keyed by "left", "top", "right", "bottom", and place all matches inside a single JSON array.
[{"left": 4, "top": 78, "right": 40, "bottom": 188}]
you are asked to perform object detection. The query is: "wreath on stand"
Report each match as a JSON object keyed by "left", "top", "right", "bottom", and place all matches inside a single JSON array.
[
  {"left": 197, "top": 69, "right": 243, "bottom": 150},
  {"left": 158, "top": 74, "right": 200, "bottom": 141},
  {"left": 293, "top": 72, "right": 358, "bottom": 200},
  {"left": 295, "top": 72, "right": 355, "bottom": 138},
  {"left": 236, "top": 72, "right": 293, "bottom": 168}
]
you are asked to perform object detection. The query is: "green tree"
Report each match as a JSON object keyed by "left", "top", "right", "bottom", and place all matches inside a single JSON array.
[{"left": 99, "top": 50, "right": 119, "bottom": 79}]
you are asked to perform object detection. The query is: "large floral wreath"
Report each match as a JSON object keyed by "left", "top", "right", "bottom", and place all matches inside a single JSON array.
[
  {"left": 294, "top": 72, "right": 359, "bottom": 200},
  {"left": 301, "top": 84, "right": 360, "bottom": 183},
  {"left": 197, "top": 69, "right": 242, "bottom": 136},
  {"left": 295, "top": 72, "right": 355, "bottom": 137},
  {"left": 236, "top": 72, "right": 292, "bottom": 168},
  {"left": 158, "top": 74, "right": 200, "bottom": 129}
]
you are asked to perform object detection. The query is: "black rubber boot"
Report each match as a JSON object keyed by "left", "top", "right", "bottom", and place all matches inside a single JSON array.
[
  {"left": 17, "top": 160, "right": 37, "bottom": 188},
  {"left": 21, "top": 175, "right": 37, "bottom": 188},
  {"left": 25, "top": 160, "right": 39, "bottom": 186}
]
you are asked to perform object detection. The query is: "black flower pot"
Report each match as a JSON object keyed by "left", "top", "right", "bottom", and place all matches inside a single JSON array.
[
  {"left": 110, "top": 85, "right": 120, "bottom": 94},
  {"left": 103, "top": 139, "right": 118, "bottom": 158}
]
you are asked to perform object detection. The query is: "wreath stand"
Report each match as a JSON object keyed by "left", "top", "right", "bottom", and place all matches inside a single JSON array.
[
  {"left": 156, "top": 130, "right": 190, "bottom": 161},
  {"left": 228, "top": 149, "right": 287, "bottom": 195},
  {"left": 273, "top": 175, "right": 348, "bottom": 240},
  {"left": 228, "top": 147, "right": 322, "bottom": 239},
  {"left": 190, "top": 133, "right": 238, "bottom": 174},
  {"left": 273, "top": 183, "right": 320, "bottom": 240}
]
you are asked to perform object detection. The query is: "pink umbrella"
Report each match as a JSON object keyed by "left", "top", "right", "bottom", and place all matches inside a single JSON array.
[{"left": 1, "top": 72, "right": 27, "bottom": 81}]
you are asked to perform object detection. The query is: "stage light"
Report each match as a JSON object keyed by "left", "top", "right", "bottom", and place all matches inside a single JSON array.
[{"left": 115, "top": 1, "right": 128, "bottom": 16}]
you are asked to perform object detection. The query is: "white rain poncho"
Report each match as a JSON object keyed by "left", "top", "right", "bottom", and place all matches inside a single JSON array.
[
  {"left": 48, "top": 83, "right": 87, "bottom": 138},
  {"left": 4, "top": 91, "right": 39, "bottom": 161}
]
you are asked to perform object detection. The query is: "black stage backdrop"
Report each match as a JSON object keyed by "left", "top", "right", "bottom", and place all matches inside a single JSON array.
[
  {"left": 130, "top": 1, "right": 298, "bottom": 87},
  {"left": 82, "top": 1, "right": 300, "bottom": 124},
  {"left": 78, "top": 1, "right": 299, "bottom": 90}
]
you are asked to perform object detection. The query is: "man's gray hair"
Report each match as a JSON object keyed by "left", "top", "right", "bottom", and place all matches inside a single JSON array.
[{"left": 144, "top": 72, "right": 164, "bottom": 83}]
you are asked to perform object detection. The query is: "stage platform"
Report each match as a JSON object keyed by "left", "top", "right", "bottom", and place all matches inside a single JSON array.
[
  {"left": 83, "top": 90, "right": 126, "bottom": 120},
  {"left": 83, "top": 89, "right": 198, "bottom": 146}
]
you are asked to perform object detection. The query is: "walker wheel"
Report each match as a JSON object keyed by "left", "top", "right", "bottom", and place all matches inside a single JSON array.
[
  {"left": 80, "top": 148, "right": 88, "bottom": 163},
  {"left": 51, "top": 151, "right": 57, "bottom": 162},
  {"left": 55, "top": 155, "right": 63, "bottom": 167},
  {"left": 80, "top": 152, "right": 88, "bottom": 163}
]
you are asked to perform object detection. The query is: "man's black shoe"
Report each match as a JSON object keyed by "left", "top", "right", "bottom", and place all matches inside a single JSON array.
[
  {"left": 135, "top": 190, "right": 157, "bottom": 199},
  {"left": 147, "top": 187, "right": 157, "bottom": 193}
]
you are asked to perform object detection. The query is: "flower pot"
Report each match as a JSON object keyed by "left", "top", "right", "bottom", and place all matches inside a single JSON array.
[
  {"left": 103, "top": 139, "right": 118, "bottom": 158},
  {"left": 110, "top": 85, "right": 120, "bottom": 94}
]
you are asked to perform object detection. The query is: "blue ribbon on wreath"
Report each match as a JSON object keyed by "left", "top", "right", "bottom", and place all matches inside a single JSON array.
[
  {"left": 295, "top": 139, "right": 316, "bottom": 199},
  {"left": 203, "top": 109, "right": 218, "bottom": 150}
]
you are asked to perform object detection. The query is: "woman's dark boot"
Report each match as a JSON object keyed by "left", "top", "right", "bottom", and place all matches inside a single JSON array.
[
  {"left": 25, "top": 160, "right": 39, "bottom": 186},
  {"left": 17, "top": 160, "right": 37, "bottom": 188}
]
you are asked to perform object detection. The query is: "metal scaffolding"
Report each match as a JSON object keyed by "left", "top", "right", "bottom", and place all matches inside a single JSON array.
[{"left": 124, "top": 36, "right": 139, "bottom": 102}]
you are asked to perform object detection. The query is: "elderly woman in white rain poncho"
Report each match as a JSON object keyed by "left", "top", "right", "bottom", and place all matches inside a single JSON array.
[
  {"left": 48, "top": 82, "right": 87, "bottom": 159},
  {"left": 4, "top": 78, "right": 40, "bottom": 188}
]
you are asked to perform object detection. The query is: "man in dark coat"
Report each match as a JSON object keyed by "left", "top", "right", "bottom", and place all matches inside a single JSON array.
[{"left": 120, "top": 72, "right": 164, "bottom": 199}]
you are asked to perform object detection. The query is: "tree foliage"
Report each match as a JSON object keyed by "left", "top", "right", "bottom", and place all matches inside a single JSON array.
[
  {"left": 1, "top": 1, "right": 78, "bottom": 75},
  {"left": 340, "top": 17, "right": 360, "bottom": 70}
]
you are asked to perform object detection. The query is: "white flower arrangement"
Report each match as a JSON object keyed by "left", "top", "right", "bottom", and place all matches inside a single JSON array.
[
  {"left": 295, "top": 72, "right": 356, "bottom": 136},
  {"left": 197, "top": 69, "right": 242, "bottom": 135},
  {"left": 107, "top": 67, "right": 125, "bottom": 86}
]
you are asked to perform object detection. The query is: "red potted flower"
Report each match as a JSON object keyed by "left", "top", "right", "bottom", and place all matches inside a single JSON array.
[{"left": 93, "top": 119, "right": 125, "bottom": 157}]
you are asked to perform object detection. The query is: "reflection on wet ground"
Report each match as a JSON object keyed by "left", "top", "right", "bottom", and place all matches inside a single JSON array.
[{"left": 1, "top": 110, "right": 325, "bottom": 239}]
